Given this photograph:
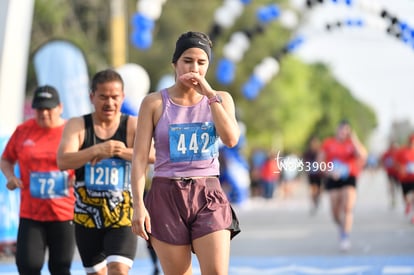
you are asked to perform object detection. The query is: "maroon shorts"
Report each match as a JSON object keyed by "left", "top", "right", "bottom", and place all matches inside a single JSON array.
[{"left": 145, "top": 176, "right": 240, "bottom": 245}]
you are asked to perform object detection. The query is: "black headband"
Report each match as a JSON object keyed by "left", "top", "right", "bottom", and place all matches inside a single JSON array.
[{"left": 172, "top": 37, "right": 211, "bottom": 63}]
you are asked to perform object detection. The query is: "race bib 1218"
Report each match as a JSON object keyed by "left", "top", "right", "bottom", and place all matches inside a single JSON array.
[{"left": 84, "top": 158, "right": 131, "bottom": 191}]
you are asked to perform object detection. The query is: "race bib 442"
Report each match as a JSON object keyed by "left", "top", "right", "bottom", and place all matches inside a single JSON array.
[{"left": 169, "top": 122, "right": 218, "bottom": 162}]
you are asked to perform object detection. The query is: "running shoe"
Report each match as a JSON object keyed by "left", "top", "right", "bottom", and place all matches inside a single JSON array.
[{"left": 339, "top": 237, "right": 351, "bottom": 252}]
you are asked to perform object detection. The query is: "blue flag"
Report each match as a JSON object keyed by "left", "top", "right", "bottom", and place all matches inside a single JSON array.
[{"left": 33, "top": 40, "right": 92, "bottom": 119}]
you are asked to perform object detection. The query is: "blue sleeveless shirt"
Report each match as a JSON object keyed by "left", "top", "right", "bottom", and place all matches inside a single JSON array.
[{"left": 153, "top": 89, "right": 220, "bottom": 178}]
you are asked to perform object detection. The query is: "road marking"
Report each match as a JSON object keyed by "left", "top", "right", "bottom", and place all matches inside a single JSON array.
[
  {"left": 383, "top": 266, "right": 414, "bottom": 274},
  {"left": 1, "top": 256, "right": 414, "bottom": 274}
]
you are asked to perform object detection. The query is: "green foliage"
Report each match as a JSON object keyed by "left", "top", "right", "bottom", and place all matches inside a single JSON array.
[
  {"left": 306, "top": 63, "right": 377, "bottom": 143},
  {"left": 27, "top": 0, "right": 377, "bottom": 154}
]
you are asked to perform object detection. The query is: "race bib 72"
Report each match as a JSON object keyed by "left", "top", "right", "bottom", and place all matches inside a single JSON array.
[{"left": 30, "top": 171, "right": 69, "bottom": 199}]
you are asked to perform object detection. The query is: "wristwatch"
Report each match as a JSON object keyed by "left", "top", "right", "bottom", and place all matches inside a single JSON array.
[{"left": 208, "top": 94, "right": 223, "bottom": 105}]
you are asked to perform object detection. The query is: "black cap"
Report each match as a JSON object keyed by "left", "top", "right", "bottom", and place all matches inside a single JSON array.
[{"left": 32, "top": 85, "right": 60, "bottom": 109}]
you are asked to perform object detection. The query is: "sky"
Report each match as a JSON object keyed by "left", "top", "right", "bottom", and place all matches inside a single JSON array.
[{"left": 289, "top": 0, "right": 414, "bottom": 150}]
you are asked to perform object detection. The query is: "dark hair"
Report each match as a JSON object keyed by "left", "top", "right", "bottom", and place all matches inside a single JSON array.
[
  {"left": 338, "top": 119, "right": 350, "bottom": 126},
  {"left": 90, "top": 69, "right": 124, "bottom": 92},
  {"left": 172, "top": 31, "right": 213, "bottom": 63}
]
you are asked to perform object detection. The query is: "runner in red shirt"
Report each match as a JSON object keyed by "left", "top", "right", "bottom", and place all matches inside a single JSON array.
[
  {"left": 1, "top": 85, "right": 75, "bottom": 275},
  {"left": 260, "top": 152, "right": 280, "bottom": 199},
  {"left": 394, "top": 134, "right": 414, "bottom": 223},
  {"left": 380, "top": 141, "right": 400, "bottom": 209},
  {"left": 319, "top": 120, "right": 367, "bottom": 252}
]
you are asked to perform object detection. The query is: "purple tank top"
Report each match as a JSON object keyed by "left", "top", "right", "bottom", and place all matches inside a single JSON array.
[{"left": 153, "top": 89, "right": 220, "bottom": 178}]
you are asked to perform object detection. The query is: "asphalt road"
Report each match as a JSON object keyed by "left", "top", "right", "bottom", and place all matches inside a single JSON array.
[{"left": 228, "top": 169, "right": 414, "bottom": 257}]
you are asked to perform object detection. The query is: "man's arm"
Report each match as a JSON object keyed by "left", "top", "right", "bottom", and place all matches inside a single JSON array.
[
  {"left": 0, "top": 158, "right": 22, "bottom": 190},
  {"left": 57, "top": 117, "right": 95, "bottom": 170}
]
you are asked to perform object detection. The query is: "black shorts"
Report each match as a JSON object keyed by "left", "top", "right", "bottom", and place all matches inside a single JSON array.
[
  {"left": 387, "top": 174, "right": 400, "bottom": 184},
  {"left": 308, "top": 174, "right": 323, "bottom": 186},
  {"left": 401, "top": 181, "right": 414, "bottom": 196},
  {"left": 75, "top": 224, "right": 137, "bottom": 273},
  {"left": 324, "top": 176, "right": 356, "bottom": 191}
]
